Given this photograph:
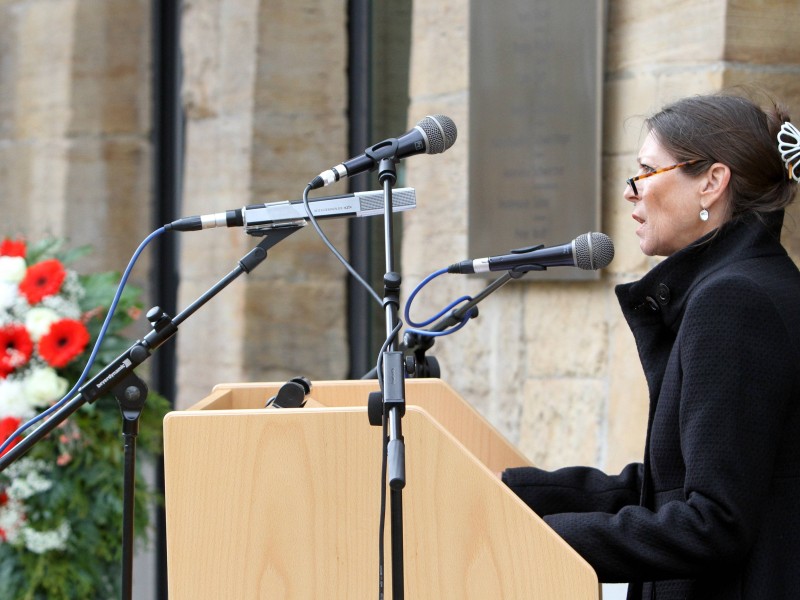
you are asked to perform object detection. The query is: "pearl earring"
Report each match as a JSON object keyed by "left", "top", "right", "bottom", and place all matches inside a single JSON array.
[{"left": 700, "top": 208, "right": 709, "bottom": 222}]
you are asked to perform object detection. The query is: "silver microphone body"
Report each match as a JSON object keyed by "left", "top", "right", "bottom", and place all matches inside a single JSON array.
[{"left": 166, "top": 188, "right": 416, "bottom": 235}]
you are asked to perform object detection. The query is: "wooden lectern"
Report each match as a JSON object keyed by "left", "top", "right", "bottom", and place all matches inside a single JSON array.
[{"left": 163, "top": 379, "right": 599, "bottom": 599}]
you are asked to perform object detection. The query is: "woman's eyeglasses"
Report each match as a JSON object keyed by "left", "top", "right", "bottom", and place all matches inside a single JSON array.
[{"left": 626, "top": 159, "right": 701, "bottom": 196}]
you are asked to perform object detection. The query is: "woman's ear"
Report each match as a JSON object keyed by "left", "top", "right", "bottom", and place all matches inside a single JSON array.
[{"left": 700, "top": 162, "right": 731, "bottom": 209}]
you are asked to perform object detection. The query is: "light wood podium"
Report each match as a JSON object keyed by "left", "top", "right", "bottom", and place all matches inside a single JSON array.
[{"left": 163, "top": 378, "right": 599, "bottom": 599}]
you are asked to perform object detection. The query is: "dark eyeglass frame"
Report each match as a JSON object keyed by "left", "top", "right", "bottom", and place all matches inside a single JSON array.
[{"left": 626, "top": 159, "right": 701, "bottom": 196}]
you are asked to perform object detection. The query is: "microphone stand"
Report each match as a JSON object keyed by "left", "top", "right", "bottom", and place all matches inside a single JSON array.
[
  {"left": 0, "top": 226, "right": 301, "bottom": 600},
  {"left": 372, "top": 156, "right": 407, "bottom": 600}
]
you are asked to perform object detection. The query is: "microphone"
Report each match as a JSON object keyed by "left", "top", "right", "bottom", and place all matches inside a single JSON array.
[
  {"left": 165, "top": 188, "right": 416, "bottom": 235},
  {"left": 309, "top": 115, "right": 457, "bottom": 189},
  {"left": 447, "top": 232, "right": 614, "bottom": 274}
]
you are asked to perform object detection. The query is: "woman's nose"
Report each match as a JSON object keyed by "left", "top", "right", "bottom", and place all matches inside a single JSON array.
[{"left": 623, "top": 180, "right": 639, "bottom": 203}]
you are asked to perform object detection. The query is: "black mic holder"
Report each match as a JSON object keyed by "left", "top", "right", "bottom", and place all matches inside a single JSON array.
[
  {"left": 365, "top": 137, "right": 401, "bottom": 167},
  {"left": 265, "top": 376, "right": 312, "bottom": 408},
  {"left": 0, "top": 225, "right": 302, "bottom": 600}
]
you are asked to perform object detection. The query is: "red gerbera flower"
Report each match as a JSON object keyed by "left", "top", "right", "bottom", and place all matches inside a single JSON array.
[
  {"left": 0, "top": 324, "right": 34, "bottom": 378},
  {"left": 0, "top": 416, "right": 22, "bottom": 457},
  {"left": 0, "top": 239, "right": 26, "bottom": 258},
  {"left": 18, "top": 259, "right": 67, "bottom": 304},
  {"left": 38, "top": 319, "right": 90, "bottom": 368}
]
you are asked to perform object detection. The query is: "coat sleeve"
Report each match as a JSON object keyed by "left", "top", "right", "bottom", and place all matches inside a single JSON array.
[
  {"left": 501, "top": 463, "right": 643, "bottom": 515},
  {"left": 534, "top": 276, "right": 799, "bottom": 583}
]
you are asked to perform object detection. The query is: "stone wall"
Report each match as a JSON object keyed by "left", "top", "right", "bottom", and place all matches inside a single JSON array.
[{"left": 403, "top": 0, "right": 800, "bottom": 473}]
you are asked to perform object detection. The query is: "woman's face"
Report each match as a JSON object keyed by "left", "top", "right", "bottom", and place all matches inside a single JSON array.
[{"left": 624, "top": 132, "right": 712, "bottom": 257}]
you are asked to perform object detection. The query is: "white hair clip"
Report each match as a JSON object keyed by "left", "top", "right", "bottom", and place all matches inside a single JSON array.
[{"left": 778, "top": 121, "right": 800, "bottom": 182}]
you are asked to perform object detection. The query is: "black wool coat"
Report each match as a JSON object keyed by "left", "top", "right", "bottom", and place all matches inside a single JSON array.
[{"left": 502, "top": 213, "right": 800, "bottom": 599}]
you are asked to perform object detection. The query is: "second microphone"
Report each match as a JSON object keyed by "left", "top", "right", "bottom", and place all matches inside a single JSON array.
[{"left": 448, "top": 232, "right": 614, "bottom": 274}]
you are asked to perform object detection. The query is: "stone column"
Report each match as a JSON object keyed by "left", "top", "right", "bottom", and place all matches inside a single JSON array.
[
  {"left": 0, "top": 0, "right": 153, "bottom": 276},
  {"left": 176, "top": 0, "right": 349, "bottom": 407}
]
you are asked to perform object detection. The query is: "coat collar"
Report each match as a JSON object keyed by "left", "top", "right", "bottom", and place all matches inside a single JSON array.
[{"left": 615, "top": 211, "right": 787, "bottom": 332}]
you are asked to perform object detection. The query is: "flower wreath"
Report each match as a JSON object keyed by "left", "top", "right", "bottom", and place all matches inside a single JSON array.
[{"left": 0, "top": 237, "right": 169, "bottom": 600}]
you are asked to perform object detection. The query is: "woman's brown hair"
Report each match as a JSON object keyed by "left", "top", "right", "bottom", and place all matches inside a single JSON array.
[{"left": 645, "top": 91, "right": 797, "bottom": 221}]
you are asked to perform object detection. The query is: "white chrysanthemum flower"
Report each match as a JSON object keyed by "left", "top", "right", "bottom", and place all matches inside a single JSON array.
[
  {"left": 21, "top": 521, "right": 71, "bottom": 553},
  {"left": 24, "top": 307, "right": 61, "bottom": 341},
  {"left": 0, "top": 256, "right": 26, "bottom": 284},
  {"left": 0, "top": 378, "right": 35, "bottom": 420},
  {"left": 23, "top": 367, "right": 68, "bottom": 407},
  {"left": 0, "top": 282, "right": 18, "bottom": 312}
]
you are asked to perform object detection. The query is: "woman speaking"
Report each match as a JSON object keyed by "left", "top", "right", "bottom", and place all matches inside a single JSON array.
[{"left": 502, "top": 91, "right": 800, "bottom": 599}]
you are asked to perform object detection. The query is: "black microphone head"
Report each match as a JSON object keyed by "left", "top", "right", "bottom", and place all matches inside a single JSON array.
[
  {"left": 575, "top": 232, "right": 614, "bottom": 270},
  {"left": 417, "top": 115, "right": 457, "bottom": 154}
]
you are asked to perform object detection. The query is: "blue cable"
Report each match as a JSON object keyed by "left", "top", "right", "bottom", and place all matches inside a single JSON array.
[
  {"left": 0, "top": 227, "right": 166, "bottom": 458},
  {"left": 404, "top": 267, "right": 475, "bottom": 337},
  {"left": 404, "top": 314, "right": 473, "bottom": 338}
]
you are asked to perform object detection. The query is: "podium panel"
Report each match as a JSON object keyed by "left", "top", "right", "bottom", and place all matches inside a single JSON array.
[{"left": 163, "top": 379, "right": 599, "bottom": 599}]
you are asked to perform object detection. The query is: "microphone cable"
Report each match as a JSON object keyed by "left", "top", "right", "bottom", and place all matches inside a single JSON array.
[
  {"left": 301, "top": 184, "right": 382, "bottom": 306},
  {"left": 403, "top": 267, "right": 476, "bottom": 337},
  {"left": 374, "top": 318, "right": 403, "bottom": 600}
]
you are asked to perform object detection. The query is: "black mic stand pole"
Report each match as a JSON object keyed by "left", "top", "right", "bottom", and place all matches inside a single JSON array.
[
  {"left": 0, "top": 227, "right": 301, "bottom": 600},
  {"left": 374, "top": 156, "right": 407, "bottom": 599}
]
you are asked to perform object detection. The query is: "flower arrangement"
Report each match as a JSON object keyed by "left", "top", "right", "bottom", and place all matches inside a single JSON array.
[{"left": 0, "top": 238, "right": 170, "bottom": 600}]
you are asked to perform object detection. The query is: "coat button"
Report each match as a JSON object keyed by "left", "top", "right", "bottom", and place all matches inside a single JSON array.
[
  {"left": 645, "top": 296, "right": 660, "bottom": 311},
  {"left": 657, "top": 283, "right": 671, "bottom": 305}
]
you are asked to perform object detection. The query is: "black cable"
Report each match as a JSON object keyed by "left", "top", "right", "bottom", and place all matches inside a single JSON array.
[
  {"left": 374, "top": 319, "right": 402, "bottom": 599},
  {"left": 301, "top": 184, "right": 383, "bottom": 306}
]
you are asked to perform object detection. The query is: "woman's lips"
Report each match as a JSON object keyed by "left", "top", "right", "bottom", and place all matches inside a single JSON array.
[{"left": 632, "top": 213, "right": 645, "bottom": 235}]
